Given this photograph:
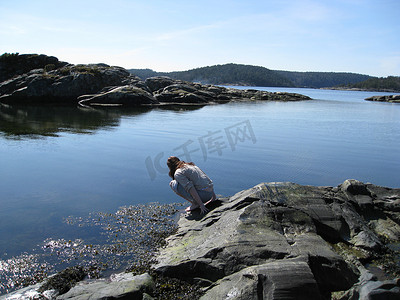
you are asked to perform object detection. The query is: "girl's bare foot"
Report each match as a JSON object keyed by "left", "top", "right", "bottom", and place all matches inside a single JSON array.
[{"left": 185, "top": 203, "right": 199, "bottom": 212}]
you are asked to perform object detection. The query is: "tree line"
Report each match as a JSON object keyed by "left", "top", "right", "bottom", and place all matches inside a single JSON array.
[
  {"left": 338, "top": 76, "right": 400, "bottom": 92},
  {"left": 129, "top": 63, "right": 382, "bottom": 89}
]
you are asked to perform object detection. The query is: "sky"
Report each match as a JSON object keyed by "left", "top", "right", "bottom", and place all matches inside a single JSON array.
[{"left": 0, "top": 0, "right": 399, "bottom": 77}]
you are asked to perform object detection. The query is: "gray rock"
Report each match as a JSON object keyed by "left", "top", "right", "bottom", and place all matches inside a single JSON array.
[
  {"left": 339, "top": 270, "right": 400, "bottom": 300},
  {"left": 78, "top": 85, "right": 158, "bottom": 106},
  {"left": 153, "top": 83, "right": 216, "bottom": 104},
  {"left": 0, "top": 272, "right": 154, "bottom": 300},
  {"left": 57, "top": 272, "right": 154, "bottom": 300},
  {"left": 201, "top": 259, "right": 322, "bottom": 300},
  {"left": 358, "top": 280, "right": 400, "bottom": 300},
  {"left": 154, "top": 180, "right": 400, "bottom": 299},
  {"left": 0, "top": 282, "right": 57, "bottom": 300},
  {"left": 0, "top": 64, "right": 141, "bottom": 104},
  {"left": 341, "top": 179, "right": 371, "bottom": 196},
  {"left": 365, "top": 95, "right": 400, "bottom": 103},
  {"left": 154, "top": 91, "right": 209, "bottom": 104},
  {"left": 218, "top": 88, "right": 311, "bottom": 102},
  {"left": 145, "top": 76, "right": 177, "bottom": 93}
]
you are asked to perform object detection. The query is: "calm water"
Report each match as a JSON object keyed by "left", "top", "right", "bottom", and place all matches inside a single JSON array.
[{"left": 0, "top": 87, "right": 400, "bottom": 260}]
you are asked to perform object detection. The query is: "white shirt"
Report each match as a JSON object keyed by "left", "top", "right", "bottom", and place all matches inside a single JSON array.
[{"left": 174, "top": 165, "right": 213, "bottom": 193}]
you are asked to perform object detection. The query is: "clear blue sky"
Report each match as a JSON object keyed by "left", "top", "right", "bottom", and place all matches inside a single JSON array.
[{"left": 1, "top": 0, "right": 399, "bottom": 77}]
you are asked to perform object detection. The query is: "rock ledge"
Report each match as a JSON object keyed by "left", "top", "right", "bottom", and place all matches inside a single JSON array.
[{"left": 155, "top": 180, "right": 400, "bottom": 299}]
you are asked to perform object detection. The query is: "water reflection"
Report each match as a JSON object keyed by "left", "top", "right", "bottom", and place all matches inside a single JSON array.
[
  {"left": 0, "top": 104, "right": 148, "bottom": 138},
  {"left": 0, "top": 104, "right": 205, "bottom": 139}
]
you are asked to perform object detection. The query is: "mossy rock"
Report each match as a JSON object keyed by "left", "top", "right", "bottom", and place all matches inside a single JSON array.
[{"left": 38, "top": 266, "right": 86, "bottom": 295}]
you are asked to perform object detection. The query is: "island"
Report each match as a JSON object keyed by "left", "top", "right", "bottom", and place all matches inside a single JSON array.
[
  {"left": 365, "top": 95, "right": 400, "bottom": 103},
  {"left": 0, "top": 54, "right": 311, "bottom": 107}
]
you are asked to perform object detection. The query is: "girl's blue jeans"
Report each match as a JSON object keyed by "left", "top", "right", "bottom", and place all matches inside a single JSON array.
[{"left": 169, "top": 180, "right": 213, "bottom": 203}]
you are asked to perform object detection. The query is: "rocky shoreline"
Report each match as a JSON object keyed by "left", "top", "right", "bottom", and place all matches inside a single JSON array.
[
  {"left": 2, "top": 179, "right": 399, "bottom": 299},
  {"left": 365, "top": 94, "right": 400, "bottom": 103},
  {"left": 323, "top": 86, "right": 400, "bottom": 93},
  {"left": 0, "top": 54, "right": 311, "bottom": 106}
]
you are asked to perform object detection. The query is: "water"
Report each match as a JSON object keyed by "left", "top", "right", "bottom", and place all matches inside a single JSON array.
[{"left": 0, "top": 88, "right": 400, "bottom": 287}]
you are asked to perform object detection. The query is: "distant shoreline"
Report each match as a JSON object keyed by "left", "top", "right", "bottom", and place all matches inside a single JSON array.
[
  {"left": 224, "top": 85, "right": 400, "bottom": 94},
  {"left": 321, "top": 86, "right": 400, "bottom": 93}
]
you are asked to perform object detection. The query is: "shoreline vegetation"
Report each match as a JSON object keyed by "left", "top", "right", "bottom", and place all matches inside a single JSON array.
[{"left": 2, "top": 180, "right": 400, "bottom": 299}]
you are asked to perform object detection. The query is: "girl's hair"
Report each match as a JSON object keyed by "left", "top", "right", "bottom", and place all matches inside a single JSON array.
[{"left": 167, "top": 156, "right": 194, "bottom": 179}]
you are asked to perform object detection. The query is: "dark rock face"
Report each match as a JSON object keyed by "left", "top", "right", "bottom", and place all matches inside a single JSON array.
[
  {"left": 365, "top": 95, "right": 400, "bottom": 103},
  {"left": 78, "top": 85, "right": 158, "bottom": 106},
  {"left": 154, "top": 180, "right": 400, "bottom": 299},
  {"left": 0, "top": 63, "right": 141, "bottom": 104},
  {"left": 0, "top": 54, "right": 312, "bottom": 106},
  {"left": 0, "top": 53, "right": 67, "bottom": 82},
  {"left": 145, "top": 76, "right": 177, "bottom": 93}
]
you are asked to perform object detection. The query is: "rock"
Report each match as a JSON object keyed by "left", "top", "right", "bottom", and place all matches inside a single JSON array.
[
  {"left": 0, "top": 282, "right": 57, "bottom": 300},
  {"left": 341, "top": 179, "right": 371, "bottom": 196},
  {"left": 153, "top": 83, "right": 222, "bottom": 104},
  {"left": 0, "top": 63, "right": 141, "bottom": 104},
  {"left": 78, "top": 85, "right": 158, "bottom": 106},
  {"left": 155, "top": 91, "right": 208, "bottom": 104},
  {"left": 57, "top": 272, "right": 154, "bottom": 300},
  {"left": 0, "top": 53, "right": 67, "bottom": 82},
  {"left": 154, "top": 180, "right": 400, "bottom": 299},
  {"left": 339, "top": 270, "right": 400, "bottom": 300},
  {"left": 220, "top": 88, "right": 312, "bottom": 101},
  {"left": 365, "top": 95, "right": 400, "bottom": 103},
  {"left": 202, "top": 259, "right": 323, "bottom": 300},
  {"left": 145, "top": 76, "right": 177, "bottom": 93},
  {"left": 369, "top": 218, "right": 400, "bottom": 241},
  {"left": 39, "top": 266, "right": 86, "bottom": 295},
  {"left": 357, "top": 279, "right": 400, "bottom": 300},
  {"left": 340, "top": 179, "right": 374, "bottom": 211},
  {"left": 0, "top": 272, "right": 154, "bottom": 300}
]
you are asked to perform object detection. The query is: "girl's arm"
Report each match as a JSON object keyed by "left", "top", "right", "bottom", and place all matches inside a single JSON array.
[{"left": 189, "top": 187, "right": 209, "bottom": 214}]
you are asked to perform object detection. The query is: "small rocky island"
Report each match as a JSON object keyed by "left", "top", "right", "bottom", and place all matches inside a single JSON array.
[
  {"left": 365, "top": 95, "right": 400, "bottom": 103},
  {"left": 0, "top": 53, "right": 311, "bottom": 106},
  {"left": 3, "top": 180, "right": 399, "bottom": 299}
]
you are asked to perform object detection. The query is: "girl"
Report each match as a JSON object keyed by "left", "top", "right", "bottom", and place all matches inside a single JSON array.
[{"left": 167, "top": 156, "right": 216, "bottom": 214}]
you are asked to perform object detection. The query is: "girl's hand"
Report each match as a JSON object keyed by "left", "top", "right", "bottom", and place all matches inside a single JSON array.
[{"left": 200, "top": 205, "right": 209, "bottom": 215}]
